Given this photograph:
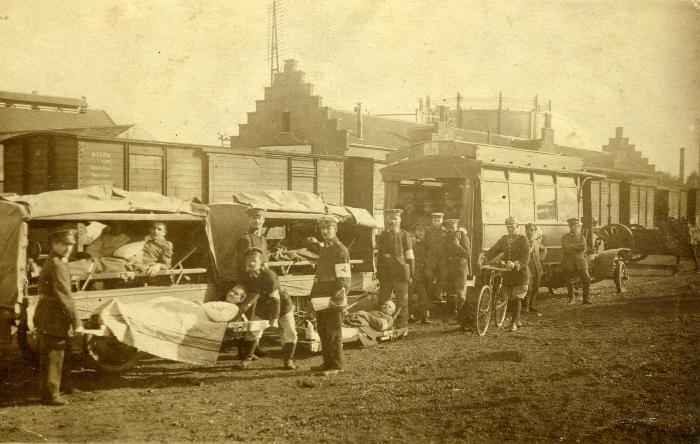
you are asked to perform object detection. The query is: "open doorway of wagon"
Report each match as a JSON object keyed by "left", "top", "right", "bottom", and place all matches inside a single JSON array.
[{"left": 387, "top": 179, "right": 467, "bottom": 230}]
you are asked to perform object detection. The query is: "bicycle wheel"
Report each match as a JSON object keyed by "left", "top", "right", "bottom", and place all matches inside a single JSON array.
[
  {"left": 493, "top": 278, "right": 508, "bottom": 327},
  {"left": 475, "top": 285, "right": 492, "bottom": 336}
]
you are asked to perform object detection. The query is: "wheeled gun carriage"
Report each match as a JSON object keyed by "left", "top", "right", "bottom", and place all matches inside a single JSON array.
[{"left": 382, "top": 140, "right": 631, "bottom": 336}]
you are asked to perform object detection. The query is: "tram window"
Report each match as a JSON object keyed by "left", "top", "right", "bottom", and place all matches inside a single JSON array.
[
  {"left": 509, "top": 171, "right": 531, "bottom": 183},
  {"left": 629, "top": 186, "right": 639, "bottom": 225},
  {"left": 609, "top": 183, "right": 620, "bottom": 223},
  {"left": 534, "top": 173, "right": 555, "bottom": 185},
  {"left": 600, "top": 182, "right": 610, "bottom": 225},
  {"left": 639, "top": 188, "right": 648, "bottom": 225},
  {"left": 557, "top": 175, "right": 576, "bottom": 186},
  {"left": 535, "top": 186, "right": 556, "bottom": 221},
  {"left": 557, "top": 187, "right": 578, "bottom": 222},
  {"left": 590, "top": 181, "right": 600, "bottom": 226},
  {"left": 482, "top": 181, "right": 510, "bottom": 223},
  {"left": 482, "top": 168, "right": 507, "bottom": 181},
  {"left": 509, "top": 183, "right": 534, "bottom": 222},
  {"left": 646, "top": 191, "right": 654, "bottom": 228}
]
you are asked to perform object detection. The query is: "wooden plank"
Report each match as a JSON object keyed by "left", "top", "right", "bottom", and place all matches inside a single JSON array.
[
  {"left": 3, "top": 140, "right": 24, "bottom": 193},
  {"left": 317, "top": 159, "right": 343, "bottom": 204},
  {"left": 129, "top": 153, "right": 163, "bottom": 193},
  {"left": 166, "top": 148, "right": 203, "bottom": 201},
  {"left": 25, "top": 136, "right": 49, "bottom": 194}
]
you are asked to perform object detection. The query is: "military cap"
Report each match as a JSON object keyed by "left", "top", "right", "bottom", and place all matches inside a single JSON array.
[
  {"left": 444, "top": 218, "right": 460, "bottom": 225},
  {"left": 385, "top": 208, "right": 403, "bottom": 216},
  {"left": 525, "top": 223, "right": 537, "bottom": 231},
  {"left": 504, "top": 217, "right": 518, "bottom": 226},
  {"left": 567, "top": 217, "right": 582, "bottom": 225},
  {"left": 49, "top": 225, "right": 77, "bottom": 244},
  {"left": 430, "top": 212, "right": 444, "bottom": 218},
  {"left": 244, "top": 247, "right": 266, "bottom": 257},
  {"left": 247, "top": 207, "right": 266, "bottom": 216},
  {"left": 317, "top": 214, "right": 339, "bottom": 226},
  {"left": 411, "top": 222, "right": 425, "bottom": 231}
]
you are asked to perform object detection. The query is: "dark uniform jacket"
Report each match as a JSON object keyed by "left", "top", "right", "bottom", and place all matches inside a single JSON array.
[
  {"left": 377, "top": 230, "right": 413, "bottom": 282},
  {"left": 33, "top": 253, "right": 82, "bottom": 338},
  {"left": 241, "top": 269, "right": 289, "bottom": 320},
  {"left": 561, "top": 232, "right": 588, "bottom": 271},
  {"left": 310, "top": 237, "right": 351, "bottom": 297},
  {"left": 236, "top": 230, "right": 269, "bottom": 276},
  {"left": 445, "top": 228, "right": 471, "bottom": 274},
  {"left": 484, "top": 234, "right": 531, "bottom": 287},
  {"left": 411, "top": 236, "right": 427, "bottom": 281},
  {"left": 425, "top": 226, "right": 446, "bottom": 267},
  {"left": 527, "top": 237, "right": 547, "bottom": 277}
]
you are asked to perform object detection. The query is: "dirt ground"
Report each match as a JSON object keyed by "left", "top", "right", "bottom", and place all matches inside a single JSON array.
[{"left": 1, "top": 258, "right": 699, "bottom": 443}]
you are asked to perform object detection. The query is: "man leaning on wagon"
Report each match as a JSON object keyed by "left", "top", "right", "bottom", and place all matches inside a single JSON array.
[
  {"left": 480, "top": 217, "right": 530, "bottom": 332},
  {"left": 377, "top": 209, "right": 414, "bottom": 329},
  {"left": 444, "top": 218, "right": 471, "bottom": 324},
  {"left": 524, "top": 223, "right": 547, "bottom": 315},
  {"left": 310, "top": 215, "right": 352, "bottom": 376},
  {"left": 33, "top": 226, "right": 84, "bottom": 406},
  {"left": 425, "top": 212, "right": 447, "bottom": 303},
  {"left": 561, "top": 217, "right": 592, "bottom": 305}
]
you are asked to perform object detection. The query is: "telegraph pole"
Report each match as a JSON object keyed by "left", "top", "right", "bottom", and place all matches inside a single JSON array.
[{"left": 269, "top": 0, "right": 280, "bottom": 85}]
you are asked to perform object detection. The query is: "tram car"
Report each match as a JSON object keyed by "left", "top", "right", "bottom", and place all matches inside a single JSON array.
[{"left": 382, "top": 139, "right": 630, "bottom": 335}]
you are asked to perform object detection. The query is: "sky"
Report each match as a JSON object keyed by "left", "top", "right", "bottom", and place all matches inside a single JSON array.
[{"left": 2, "top": 0, "right": 699, "bottom": 178}]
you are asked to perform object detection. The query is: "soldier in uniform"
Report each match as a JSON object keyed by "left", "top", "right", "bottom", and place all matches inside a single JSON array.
[
  {"left": 480, "top": 217, "right": 530, "bottom": 332},
  {"left": 377, "top": 209, "right": 414, "bottom": 329},
  {"left": 425, "top": 212, "right": 447, "bottom": 303},
  {"left": 444, "top": 218, "right": 471, "bottom": 324},
  {"left": 236, "top": 247, "right": 286, "bottom": 370},
  {"left": 524, "top": 223, "right": 547, "bottom": 314},
  {"left": 310, "top": 215, "right": 351, "bottom": 376},
  {"left": 561, "top": 217, "right": 591, "bottom": 304},
  {"left": 236, "top": 208, "right": 269, "bottom": 276},
  {"left": 33, "top": 226, "right": 84, "bottom": 406},
  {"left": 409, "top": 223, "right": 430, "bottom": 324}
]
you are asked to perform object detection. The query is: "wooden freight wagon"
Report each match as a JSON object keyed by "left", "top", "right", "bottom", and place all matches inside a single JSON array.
[{"left": 1, "top": 132, "right": 347, "bottom": 205}]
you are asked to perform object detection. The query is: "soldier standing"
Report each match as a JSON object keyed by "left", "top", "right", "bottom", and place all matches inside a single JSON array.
[
  {"left": 310, "top": 215, "right": 351, "bottom": 376},
  {"left": 377, "top": 209, "right": 414, "bottom": 329},
  {"left": 480, "top": 217, "right": 530, "bottom": 332},
  {"left": 236, "top": 208, "right": 269, "bottom": 276},
  {"left": 424, "top": 212, "right": 447, "bottom": 303},
  {"left": 561, "top": 217, "right": 591, "bottom": 304},
  {"left": 409, "top": 223, "right": 430, "bottom": 324},
  {"left": 33, "top": 227, "right": 84, "bottom": 406},
  {"left": 524, "top": 223, "right": 547, "bottom": 314},
  {"left": 444, "top": 219, "right": 471, "bottom": 324}
]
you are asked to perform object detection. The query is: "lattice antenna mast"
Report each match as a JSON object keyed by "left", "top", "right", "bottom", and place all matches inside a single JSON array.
[{"left": 269, "top": 0, "right": 281, "bottom": 86}]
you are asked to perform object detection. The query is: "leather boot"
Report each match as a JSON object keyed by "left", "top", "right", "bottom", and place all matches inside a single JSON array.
[
  {"left": 282, "top": 343, "right": 297, "bottom": 370},
  {"left": 582, "top": 288, "right": 591, "bottom": 305},
  {"left": 236, "top": 340, "right": 258, "bottom": 370}
]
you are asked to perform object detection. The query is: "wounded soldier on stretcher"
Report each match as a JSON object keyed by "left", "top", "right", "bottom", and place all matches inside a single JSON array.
[
  {"left": 68, "top": 222, "right": 173, "bottom": 277},
  {"left": 345, "top": 300, "right": 396, "bottom": 332}
]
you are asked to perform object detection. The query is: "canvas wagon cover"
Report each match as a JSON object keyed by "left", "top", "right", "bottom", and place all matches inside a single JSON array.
[
  {"left": 210, "top": 190, "right": 380, "bottom": 281},
  {"left": 0, "top": 185, "right": 209, "bottom": 309}
]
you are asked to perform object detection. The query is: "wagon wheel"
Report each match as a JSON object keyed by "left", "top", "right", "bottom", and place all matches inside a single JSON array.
[
  {"left": 597, "top": 223, "right": 634, "bottom": 250},
  {"left": 85, "top": 335, "right": 141, "bottom": 374},
  {"left": 492, "top": 276, "right": 508, "bottom": 328},
  {"left": 462, "top": 285, "right": 492, "bottom": 336},
  {"left": 16, "top": 323, "right": 39, "bottom": 364},
  {"left": 614, "top": 261, "right": 629, "bottom": 293}
]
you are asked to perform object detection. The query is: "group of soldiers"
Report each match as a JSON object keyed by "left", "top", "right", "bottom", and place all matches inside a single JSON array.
[{"left": 31, "top": 204, "right": 598, "bottom": 406}]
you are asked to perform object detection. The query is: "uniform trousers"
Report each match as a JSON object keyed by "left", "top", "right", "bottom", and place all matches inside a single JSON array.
[
  {"left": 410, "top": 277, "right": 429, "bottom": 320},
  {"left": 316, "top": 308, "right": 343, "bottom": 370},
  {"left": 425, "top": 258, "right": 447, "bottom": 300},
  {"left": 39, "top": 334, "right": 72, "bottom": 401},
  {"left": 566, "top": 269, "right": 591, "bottom": 300},
  {"left": 244, "top": 311, "right": 297, "bottom": 343},
  {"left": 378, "top": 281, "right": 409, "bottom": 328},
  {"left": 525, "top": 273, "right": 542, "bottom": 309}
]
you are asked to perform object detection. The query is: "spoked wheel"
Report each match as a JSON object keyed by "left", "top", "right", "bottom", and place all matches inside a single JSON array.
[
  {"left": 627, "top": 224, "right": 650, "bottom": 262},
  {"left": 597, "top": 223, "right": 646, "bottom": 262},
  {"left": 614, "top": 261, "right": 629, "bottom": 293},
  {"left": 85, "top": 335, "right": 141, "bottom": 374},
  {"left": 475, "top": 286, "right": 492, "bottom": 336},
  {"left": 492, "top": 277, "right": 508, "bottom": 328}
]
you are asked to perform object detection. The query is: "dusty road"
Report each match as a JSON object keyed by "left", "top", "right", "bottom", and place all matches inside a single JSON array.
[{"left": 1, "top": 260, "right": 699, "bottom": 443}]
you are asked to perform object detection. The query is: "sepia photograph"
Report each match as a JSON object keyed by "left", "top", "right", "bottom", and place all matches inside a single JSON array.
[{"left": 0, "top": 0, "right": 699, "bottom": 442}]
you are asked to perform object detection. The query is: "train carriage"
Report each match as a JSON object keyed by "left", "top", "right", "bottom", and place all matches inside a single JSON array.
[{"left": 382, "top": 140, "right": 629, "bottom": 335}]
